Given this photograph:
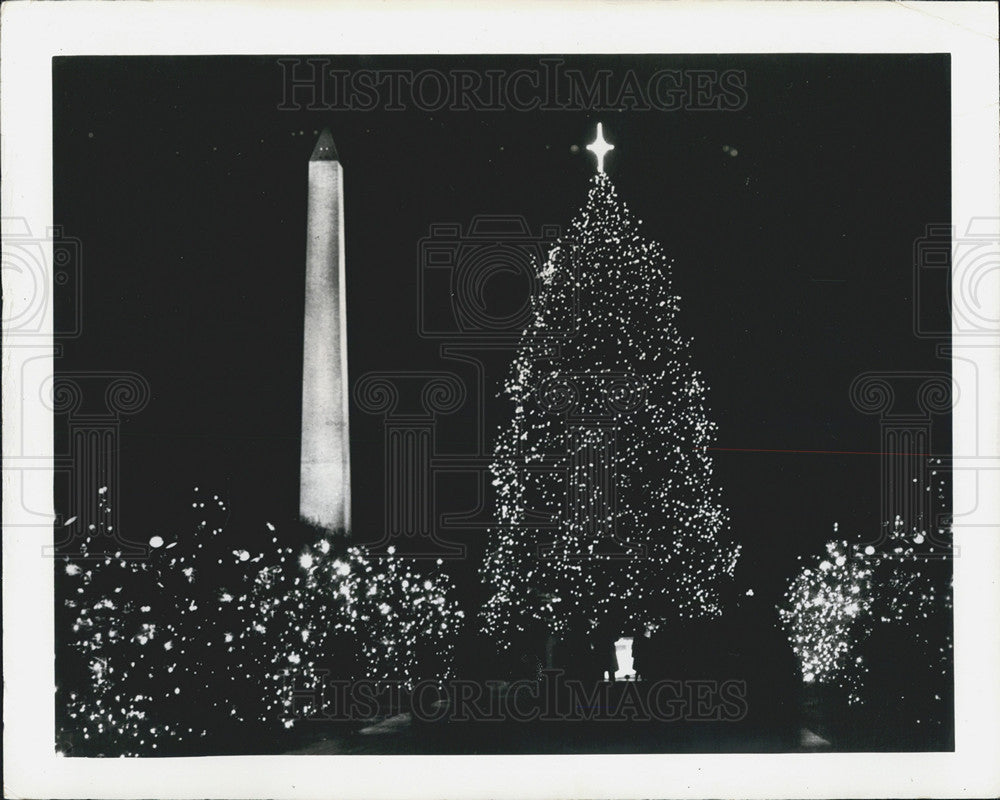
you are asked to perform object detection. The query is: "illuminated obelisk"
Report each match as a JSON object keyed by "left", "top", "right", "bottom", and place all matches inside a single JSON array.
[{"left": 300, "top": 128, "right": 351, "bottom": 533}]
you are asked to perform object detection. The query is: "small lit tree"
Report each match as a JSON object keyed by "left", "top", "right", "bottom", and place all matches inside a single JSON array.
[{"left": 779, "top": 499, "right": 952, "bottom": 739}]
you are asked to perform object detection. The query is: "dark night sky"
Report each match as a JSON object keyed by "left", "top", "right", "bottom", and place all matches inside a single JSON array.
[{"left": 53, "top": 54, "right": 950, "bottom": 605}]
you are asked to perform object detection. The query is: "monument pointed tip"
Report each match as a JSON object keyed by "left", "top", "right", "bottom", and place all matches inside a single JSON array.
[{"left": 310, "top": 128, "right": 339, "bottom": 162}]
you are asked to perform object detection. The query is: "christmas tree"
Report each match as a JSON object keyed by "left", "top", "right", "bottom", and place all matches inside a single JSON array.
[{"left": 480, "top": 125, "right": 740, "bottom": 658}]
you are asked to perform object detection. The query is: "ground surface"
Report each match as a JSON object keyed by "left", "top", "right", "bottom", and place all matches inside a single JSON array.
[{"left": 288, "top": 715, "right": 822, "bottom": 755}]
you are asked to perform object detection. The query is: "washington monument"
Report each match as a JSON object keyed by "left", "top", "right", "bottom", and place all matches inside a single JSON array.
[{"left": 299, "top": 128, "right": 351, "bottom": 533}]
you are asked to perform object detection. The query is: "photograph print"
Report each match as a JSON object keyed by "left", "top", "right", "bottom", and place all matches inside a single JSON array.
[{"left": 48, "top": 52, "right": 955, "bottom": 758}]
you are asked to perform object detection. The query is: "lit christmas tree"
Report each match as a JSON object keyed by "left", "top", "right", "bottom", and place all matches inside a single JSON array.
[
  {"left": 57, "top": 488, "right": 256, "bottom": 755},
  {"left": 480, "top": 125, "right": 740, "bottom": 656}
]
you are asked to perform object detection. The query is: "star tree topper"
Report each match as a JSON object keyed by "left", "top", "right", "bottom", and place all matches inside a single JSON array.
[{"left": 586, "top": 122, "right": 615, "bottom": 173}]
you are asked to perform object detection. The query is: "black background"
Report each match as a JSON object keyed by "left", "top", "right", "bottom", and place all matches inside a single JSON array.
[{"left": 53, "top": 54, "right": 951, "bottom": 609}]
